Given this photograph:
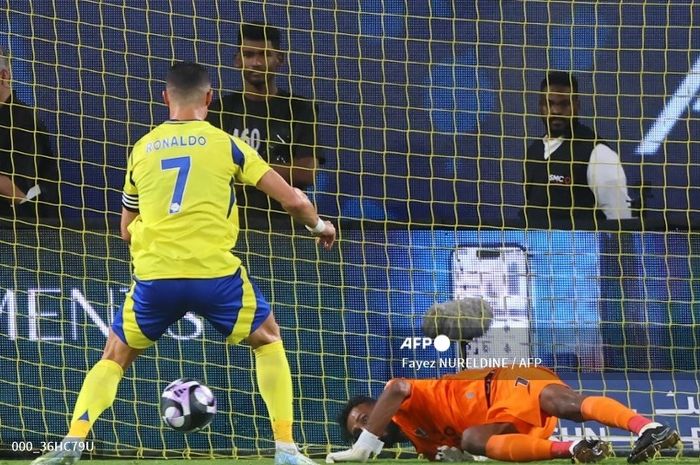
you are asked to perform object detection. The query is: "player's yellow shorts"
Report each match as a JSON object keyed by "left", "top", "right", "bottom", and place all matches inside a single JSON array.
[{"left": 111, "top": 266, "right": 271, "bottom": 349}]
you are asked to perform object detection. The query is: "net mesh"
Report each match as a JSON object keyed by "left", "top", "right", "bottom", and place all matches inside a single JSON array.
[{"left": 0, "top": 0, "right": 698, "bottom": 458}]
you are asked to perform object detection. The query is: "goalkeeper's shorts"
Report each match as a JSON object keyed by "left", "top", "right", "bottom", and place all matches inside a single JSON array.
[
  {"left": 112, "top": 265, "right": 271, "bottom": 348},
  {"left": 485, "top": 366, "right": 566, "bottom": 437}
]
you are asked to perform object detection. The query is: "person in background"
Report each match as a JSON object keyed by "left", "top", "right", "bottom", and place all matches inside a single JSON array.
[
  {"left": 0, "top": 45, "right": 59, "bottom": 221},
  {"left": 208, "top": 22, "right": 319, "bottom": 231},
  {"left": 522, "top": 71, "right": 632, "bottom": 229}
]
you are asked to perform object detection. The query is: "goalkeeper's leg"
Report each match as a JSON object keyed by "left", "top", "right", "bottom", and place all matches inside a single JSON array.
[
  {"left": 31, "top": 331, "right": 142, "bottom": 465},
  {"left": 480, "top": 432, "right": 611, "bottom": 463},
  {"left": 248, "top": 313, "right": 316, "bottom": 465},
  {"left": 541, "top": 384, "right": 680, "bottom": 462},
  {"left": 462, "top": 423, "right": 611, "bottom": 462},
  {"left": 541, "top": 383, "right": 652, "bottom": 430}
]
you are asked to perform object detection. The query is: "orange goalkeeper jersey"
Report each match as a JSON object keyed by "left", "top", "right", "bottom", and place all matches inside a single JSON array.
[{"left": 391, "top": 367, "right": 564, "bottom": 460}]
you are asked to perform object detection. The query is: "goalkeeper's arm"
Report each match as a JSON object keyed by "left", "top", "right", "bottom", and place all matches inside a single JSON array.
[
  {"left": 364, "top": 379, "right": 410, "bottom": 439},
  {"left": 326, "top": 379, "right": 411, "bottom": 463}
]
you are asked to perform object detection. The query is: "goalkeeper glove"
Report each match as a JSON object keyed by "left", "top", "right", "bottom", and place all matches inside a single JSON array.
[
  {"left": 435, "top": 446, "right": 489, "bottom": 462},
  {"left": 325, "top": 429, "right": 384, "bottom": 463}
]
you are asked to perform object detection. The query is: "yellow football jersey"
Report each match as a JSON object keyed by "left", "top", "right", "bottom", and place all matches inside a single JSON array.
[{"left": 122, "top": 120, "right": 271, "bottom": 280}]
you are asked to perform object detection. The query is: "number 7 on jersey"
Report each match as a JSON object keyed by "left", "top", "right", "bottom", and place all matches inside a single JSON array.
[{"left": 161, "top": 156, "right": 191, "bottom": 214}]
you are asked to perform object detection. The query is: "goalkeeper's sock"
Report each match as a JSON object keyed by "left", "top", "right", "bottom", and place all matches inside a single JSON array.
[
  {"left": 67, "top": 359, "right": 124, "bottom": 439},
  {"left": 551, "top": 440, "right": 576, "bottom": 458},
  {"left": 485, "top": 435, "right": 554, "bottom": 461},
  {"left": 254, "top": 340, "right": 294, "bottom": 443},
  {"left": 628, "top": 416, "right": 655, "bottom": 435},
  {"left": 581, "top": 396, "right": 649, "bottom": 432}
]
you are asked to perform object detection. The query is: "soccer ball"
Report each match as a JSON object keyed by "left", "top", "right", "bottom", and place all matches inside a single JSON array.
[{"left": 160, "top": 378, "right": 217, "bottom": 433}]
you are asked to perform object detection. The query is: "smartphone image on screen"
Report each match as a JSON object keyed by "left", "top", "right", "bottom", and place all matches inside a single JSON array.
[{"left": 451, "top": 245, "right": 531, "bottom": 361}]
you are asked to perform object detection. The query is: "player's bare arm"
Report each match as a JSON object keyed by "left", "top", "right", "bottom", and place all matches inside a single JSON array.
[
  {"left": 272, "top": 155, "right": 315, "bottom": 188},
  {"left": 120, "top": 207, "right": 138, "bottom": 243},
  {"left": 363, "top": 379, "right": 411, "bottom": 438},
  {"left": 255, "top": 168, "right": 336, "bottom": 249},
  {"left": 326, "top": 379, "right": 411, "bottom": 463},
  {"left": 0, "top": 174, "right": 27, "bottom": 204},
  {"left": 291, "top": 156, "right": 315, "bottom": 188}
]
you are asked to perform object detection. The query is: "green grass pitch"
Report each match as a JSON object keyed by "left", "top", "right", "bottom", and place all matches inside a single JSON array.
[{"left": 3, "top": 459, "right": 699, "bottom": 465}]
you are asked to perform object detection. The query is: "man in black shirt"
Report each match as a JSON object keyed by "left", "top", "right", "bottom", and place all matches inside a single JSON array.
[
  {"left": 522, "top": 72, "right": 631, "bottom": 229},
  {"left": 208, "top": 23, "right": 318, "bottom": 231},
  {"left": 0, "top": 45, "right": 58, "bottom": 221}
]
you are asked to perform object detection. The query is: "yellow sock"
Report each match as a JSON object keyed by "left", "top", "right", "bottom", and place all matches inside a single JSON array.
[
  {"left": 254, "top": 340, "right": 294, "bottom": 443},
  {"left": 67, "top": 359, "right": 124, "bottom": 439}
]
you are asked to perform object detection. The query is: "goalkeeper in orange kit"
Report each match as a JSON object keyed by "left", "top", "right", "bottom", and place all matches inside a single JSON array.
[
  {"left": 327, "top": 366, "right": 680, "bottom": 463},
  {"left": 327, "top": 299, "right": 680, "bottom": 464}
]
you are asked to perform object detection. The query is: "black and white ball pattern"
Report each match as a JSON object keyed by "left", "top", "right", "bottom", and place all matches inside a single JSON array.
[{"left": 161, "top": 378, "right": 217, "bottom": 433}]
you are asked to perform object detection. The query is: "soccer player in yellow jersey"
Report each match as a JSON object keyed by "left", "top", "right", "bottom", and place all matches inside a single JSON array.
[{"left": 32, "top": 62, "right": 336, "bottom": 465}]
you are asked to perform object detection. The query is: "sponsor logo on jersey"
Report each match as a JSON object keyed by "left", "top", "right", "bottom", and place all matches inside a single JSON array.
[{"left": 548, "top": 174, "right": 572, "bottom": 185}]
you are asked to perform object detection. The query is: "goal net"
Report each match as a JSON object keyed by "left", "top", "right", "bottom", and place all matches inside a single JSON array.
[{"left": 1, "top": 0, "right": 698, "bottom": 458}]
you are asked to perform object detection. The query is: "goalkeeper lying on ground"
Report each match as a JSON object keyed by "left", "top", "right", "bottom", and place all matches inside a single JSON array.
[
  {"left": 327, "top": 366, "right": 680, "bottom": 463},
  {"left": 327, "top": 299, "right": 680, "bottom": 464}
]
